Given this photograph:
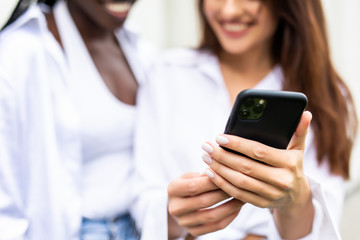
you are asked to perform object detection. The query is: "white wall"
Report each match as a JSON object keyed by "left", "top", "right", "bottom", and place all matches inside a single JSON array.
[{"left": 129, "top": 0, "right": 201, "bottom": 50}]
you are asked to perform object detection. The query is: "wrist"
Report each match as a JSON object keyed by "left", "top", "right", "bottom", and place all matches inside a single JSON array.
[
  {"left": 272, "top": 178, "right": 315, "bottom": 239},
  {"left": 280, "top": 177, "right": 313, "bottom": 216},
  {"left": 168, "top": 212, "right": 187, "bottom": 239}
]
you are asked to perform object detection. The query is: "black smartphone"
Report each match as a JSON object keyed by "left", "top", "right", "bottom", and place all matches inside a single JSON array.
[{"left": 223, "top": 89, "right": 308, "bottom": 153}]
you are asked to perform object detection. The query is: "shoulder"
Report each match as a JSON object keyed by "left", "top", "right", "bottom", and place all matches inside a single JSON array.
[
  {"left": 116, "top": 23, "right": 160, "bottom": 73},
  {"left": 159, "top": 48, "right": 214, "bottom": 67},
  {"left": 0, "top": 5, "right": 48, "bottom": 60},
  {"left": 149, "top": 48, "right": 219, "bottom": 84},
  {"left": 143, "top": 48, "right": 219, "bottom": 93},
  {"left": 0, "top": 5, "right": 52, "bottom": 86}
]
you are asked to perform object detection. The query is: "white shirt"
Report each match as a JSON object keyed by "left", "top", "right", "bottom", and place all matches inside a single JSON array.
[
  {"left": 132, "top": 49, "right": 345, "bottom": 240},
  {"left": 0, "top": 3, "right": 153, "bottom": 239},
  {"left": 52, "top": 1, "right": 143, "bottom": 220}
]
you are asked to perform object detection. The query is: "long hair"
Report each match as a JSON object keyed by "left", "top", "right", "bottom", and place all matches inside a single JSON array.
[
  {"left": 198, "top": 0, "right": 358, "bottom": 179},
  {"left": 37, "top": 0, "right": 57, "bottom": 7}
]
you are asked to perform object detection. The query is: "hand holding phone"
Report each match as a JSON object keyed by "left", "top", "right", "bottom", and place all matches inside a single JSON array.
[{"left": 201, "top": 89, "right": 313, "bottom": 232}]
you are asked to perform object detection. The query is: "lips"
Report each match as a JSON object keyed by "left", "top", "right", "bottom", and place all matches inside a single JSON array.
[
  {"left": 104, "top": 2, "right": 133, "bottom": 18},
  {"left": 223, "top": 23, "right": 247, "bottom": 32},
  {"left": 221, "top": 22, "right": 252, "bottom": 38}
]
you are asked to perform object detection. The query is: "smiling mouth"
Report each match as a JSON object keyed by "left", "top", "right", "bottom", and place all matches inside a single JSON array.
[
  {"left": 104, "top": 2, "right": 133, "bottom": 18},
  {"left": 223, "top": 23, "right": 248, "bottom": 32},
  {"left": 220, "top": 22, "right": 254, "bottom": 38}
]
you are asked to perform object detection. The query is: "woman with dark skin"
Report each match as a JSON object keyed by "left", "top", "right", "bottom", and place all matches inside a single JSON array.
[
  {"left": 46, "top": 0, "right": 149, "bottom": 239},
  {"left": 0, "top": 0, "right": 152, "bottom": 239}
]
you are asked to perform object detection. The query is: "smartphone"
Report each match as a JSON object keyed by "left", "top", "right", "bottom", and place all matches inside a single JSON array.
[{"left": 223, "top": 89, "right": 308, "bottom": 153}]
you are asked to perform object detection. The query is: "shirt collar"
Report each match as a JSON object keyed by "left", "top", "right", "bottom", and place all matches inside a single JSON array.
[{"left": 1, "top": 3, "right": 46, "bottom": 36}]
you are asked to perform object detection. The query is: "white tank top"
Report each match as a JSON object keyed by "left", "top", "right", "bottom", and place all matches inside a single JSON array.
[{"left": 54, "top": 1, "right": 141, "bottom": 219}]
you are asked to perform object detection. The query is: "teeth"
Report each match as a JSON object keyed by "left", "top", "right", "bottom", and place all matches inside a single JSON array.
[
  {"left": 105, "top": 2, "right": 132, "bottom": 13},
  {"left": 223, "top": 23, "right": 247, "bottom": 32}
]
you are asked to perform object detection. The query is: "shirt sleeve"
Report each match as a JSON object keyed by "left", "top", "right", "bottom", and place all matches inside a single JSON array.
[
  {"left": 266, "top": 130, "right": 344, "bottom": 240},
  {"left": 130, "top": 65, "right": 170, "bottom": 240},
  {"left": 0, "top": 74, "right": 29, "bottom": 239},
  {"left": 267, "top": 178, "right": 341, "bottom": 240}
]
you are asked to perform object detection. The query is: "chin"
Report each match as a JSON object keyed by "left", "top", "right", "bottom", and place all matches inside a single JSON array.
[
  {"left": 101, "top": 19, "right": 126, "bottom": 31},
  {"left": 221, "top": 46, "right": 248, "bottom": 55}
]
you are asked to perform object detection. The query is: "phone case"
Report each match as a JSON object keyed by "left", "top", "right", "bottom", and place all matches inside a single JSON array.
[{"left": 224, "top": 89, "right": 308, "bottom": 150}]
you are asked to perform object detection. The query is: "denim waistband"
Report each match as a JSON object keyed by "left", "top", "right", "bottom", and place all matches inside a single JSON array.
[{"left": 81, "top": 213, "right": 139, "bottom": 240}]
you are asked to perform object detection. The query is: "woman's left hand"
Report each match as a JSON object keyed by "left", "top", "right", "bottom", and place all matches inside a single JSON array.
[{"left": 202, "top": 111, "right": 314, "bottom": 238}]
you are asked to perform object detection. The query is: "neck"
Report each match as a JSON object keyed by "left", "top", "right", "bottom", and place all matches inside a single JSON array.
[
  {"left": 218, "top": 42, "right": 275, "bottom": 104},
  {"left": 67, "top": 1, "right": 113, "bottom": 42},
  {"left": 218, "top": 43, "right": 274, "bottom": 82}
]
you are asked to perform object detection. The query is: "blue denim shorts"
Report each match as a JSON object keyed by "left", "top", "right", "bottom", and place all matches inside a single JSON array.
[{"left": 80, "top": 213, "right": 140, "bottom": 240}]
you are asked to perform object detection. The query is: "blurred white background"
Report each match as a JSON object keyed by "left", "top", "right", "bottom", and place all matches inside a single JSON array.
[{"left": 1, "top": 0, "right": 360, "bottom": 239}]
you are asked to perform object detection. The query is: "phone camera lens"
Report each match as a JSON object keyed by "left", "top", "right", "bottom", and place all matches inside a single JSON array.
[
  {"left": 253, "top": 103, "right": 264, "bottom": 114},
  {"left": 239, "top": 108, "right": 250, "bottom": 119}
]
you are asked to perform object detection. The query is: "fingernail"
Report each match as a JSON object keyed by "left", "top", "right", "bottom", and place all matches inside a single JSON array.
[
  {"left": 216, "top": 135, "right": 229, "bottom": 145},
  {"left": 205, "top": 169, "right": 215, "bottom": 179},
  {"left": 202, "top": 143, "right": 214, "bottom": 154},
  {"left": 202, "top": 153, "right": 212, "bottom": 164}
]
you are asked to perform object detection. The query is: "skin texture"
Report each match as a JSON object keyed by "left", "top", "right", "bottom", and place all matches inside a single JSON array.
[
  {"left": 45, "top": 0, "right": 138, "bottom": 105},
  {"left": 168, "top": 0, "right": 314, "bottom": 239}
]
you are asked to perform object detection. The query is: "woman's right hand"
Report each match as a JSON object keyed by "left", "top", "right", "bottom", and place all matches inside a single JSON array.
[{"left": 167, "top": 172, "right": 244, "bottom": 238}]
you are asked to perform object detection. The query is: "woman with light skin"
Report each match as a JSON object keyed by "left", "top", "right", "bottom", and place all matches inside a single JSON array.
[
  {"left": 0, "top": 0, "right": 153, "bottom": 239},
  {"left": 132, "top": 0, "right": 357, "bottom": 239}
]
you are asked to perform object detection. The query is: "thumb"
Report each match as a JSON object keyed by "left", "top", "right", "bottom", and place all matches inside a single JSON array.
[{"left": 287, "top": 111, "right": 312, "bottom": 150}]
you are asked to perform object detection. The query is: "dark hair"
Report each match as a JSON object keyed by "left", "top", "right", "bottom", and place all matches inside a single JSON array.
[
  {"left": 198, "top": 0, "right": 358, "bottom": 179},
  {"left": 37, "top": 0, "right": 57, "bottom": 7}
]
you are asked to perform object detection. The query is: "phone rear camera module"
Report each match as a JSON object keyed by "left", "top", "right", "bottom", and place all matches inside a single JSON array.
[{"left": 239, "top": 97, "right": 267, "bottom": 120}]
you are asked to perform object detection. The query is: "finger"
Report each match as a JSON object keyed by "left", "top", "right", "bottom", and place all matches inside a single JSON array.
[
  {"left": 168, "top": 174, "right": 219, "bottom": 198},
  {"left": 206, "top": 158, "right": 285, "bottom": 201},
  {"left": 169, "top": 190, "right": 231, "bottom": 217},
  {"left": 203, "top": 138, "right": 289, "bottom": 169},
  {"left": 181, "top": 172, "right": 203, "bottom": 179},
  {"left": 287, "top": 111, "right": 312, "bottom": 150},
  {"left": 186, "top": 205, "right": 241, "bottom": 236},
  {"left": 204, "top": 151, "right": 299, "bottom": 191},
  {"left": 178, "top": 198, "right": 243, "bottom": 227},
  {"left": 243, "top": 234, "right": 267, "bottom": 240},
  {"left": 202, "top": 151, "right": 275, "bottom": 184},
  {"left": 205, "top": 168, "right": 273, "bottom": 208}
]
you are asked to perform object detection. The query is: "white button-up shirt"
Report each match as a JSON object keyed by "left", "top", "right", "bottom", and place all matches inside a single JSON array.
[
  {"left": 132, "top": 49, "right": 345, "bottom": 240},
  {"left": 0, "top": 3, "right": 153, "bottom": 239}
]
